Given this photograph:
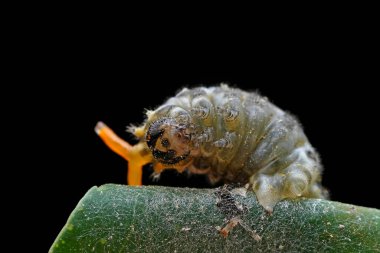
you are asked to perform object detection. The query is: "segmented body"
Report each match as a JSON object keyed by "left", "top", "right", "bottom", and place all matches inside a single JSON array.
[{"left": 135, "top": 84, "right": 327, "bottom": 211}]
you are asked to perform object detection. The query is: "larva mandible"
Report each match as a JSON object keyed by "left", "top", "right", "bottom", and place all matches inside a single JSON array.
[{"left": 96, "top": 84, "right": 327, "bottom": 212}]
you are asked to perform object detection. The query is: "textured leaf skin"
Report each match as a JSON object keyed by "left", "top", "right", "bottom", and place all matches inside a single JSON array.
[{"left": 50, "top": 184, "right": 380, "bottom": 253}]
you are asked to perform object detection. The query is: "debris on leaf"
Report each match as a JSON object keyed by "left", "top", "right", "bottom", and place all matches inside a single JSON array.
[{"left": 214, "top": 184, "right": 261, "bottom": 241}]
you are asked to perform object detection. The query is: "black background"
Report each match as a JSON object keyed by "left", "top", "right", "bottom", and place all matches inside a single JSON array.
[
  {"left": 37, "top": 29, "right": 380, "bottom": 249},
  {"left": 5, "top": 8, "right": 376, "bottom": 252}
]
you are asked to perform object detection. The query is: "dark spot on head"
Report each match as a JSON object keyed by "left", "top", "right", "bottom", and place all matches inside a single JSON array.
[
  {"left": 146, "top": 118, "right": 167, "bottom": 149},
  {"left": 146, "top": 117, "right": 192, "bottom": 165},
  {"left": 152, "top": 149, "right": 189, "bottom": 165},
  {"left": 161, "top": 138, "right": 170, "bottom": 148}
]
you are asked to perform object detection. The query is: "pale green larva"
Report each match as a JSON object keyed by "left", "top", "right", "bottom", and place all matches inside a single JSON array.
[{"left": 96, "top": 84, "right": 327, "bottom": 212}]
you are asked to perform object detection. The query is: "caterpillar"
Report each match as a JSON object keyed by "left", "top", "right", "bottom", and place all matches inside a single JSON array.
[{"left": 95, "top": 84, "right": 327, "bottom": 212}]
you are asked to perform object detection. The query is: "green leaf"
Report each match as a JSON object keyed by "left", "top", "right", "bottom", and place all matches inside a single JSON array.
[{"left": 50, "top": 184, "right": 380, "bottom": 253}]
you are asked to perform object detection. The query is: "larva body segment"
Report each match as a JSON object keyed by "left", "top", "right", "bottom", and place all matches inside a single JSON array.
[{"left": 97, "top": 84, "right": 327, "bottom": 212}]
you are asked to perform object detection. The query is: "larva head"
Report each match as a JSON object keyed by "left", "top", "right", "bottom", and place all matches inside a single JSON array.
[{"left": 146, "top": 117, "right": 192, "bottom": 165}]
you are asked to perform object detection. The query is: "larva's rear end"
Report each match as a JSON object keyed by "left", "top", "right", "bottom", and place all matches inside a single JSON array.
[{"left": 96, "top": 84, "right": 327, "bottom": 212}]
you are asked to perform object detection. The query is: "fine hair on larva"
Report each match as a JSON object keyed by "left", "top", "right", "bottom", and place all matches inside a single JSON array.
[{"left": 97, "top": 84, "right": 328, "bottom": 212}]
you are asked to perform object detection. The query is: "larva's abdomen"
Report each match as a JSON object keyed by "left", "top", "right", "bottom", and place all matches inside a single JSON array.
[{"left": 143, "top": 84, "right": 326, "bottom": 212}]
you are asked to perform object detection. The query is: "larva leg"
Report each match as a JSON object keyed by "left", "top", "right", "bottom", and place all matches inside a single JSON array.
[
  {"left": 250, "top": 174, "right": 284, "bottom": 213},
  {"left": 251, "top": 162, "right": 319, "bottom": 213},
  {"left": 283, "top": 164, "right": 311, "bottom": 198},
  {"left": 284, "top": 164, "right": 327, "bottom": 200},
  {"left": 95, "top": 121, "right": 152, "bottom": 185},
  {"left": 150, "top": 162, "right": 166, "bottom": 181}
]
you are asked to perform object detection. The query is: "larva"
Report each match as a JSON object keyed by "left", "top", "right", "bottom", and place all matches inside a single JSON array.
[{"left": 96, "top": 84, "right": 327, "bottom": 212}]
